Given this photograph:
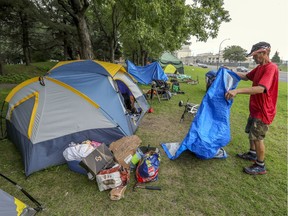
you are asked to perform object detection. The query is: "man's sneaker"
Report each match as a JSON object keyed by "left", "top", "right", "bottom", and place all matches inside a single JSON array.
[
  {"left": 237, "top": 152, "right": 257, "bottom": 161},
  {"left": 243, "top": 163, "right": 267, "bottom": 175}
]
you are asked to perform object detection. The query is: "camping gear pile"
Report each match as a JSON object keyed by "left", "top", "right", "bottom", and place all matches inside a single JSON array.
[
  {"left": 145, "top": 80, "right": 172, "bottom": 102},
  {"left": 2, "top": 60, "right": 149, "bottom": 176},
  {"left": 152, "top": 80, "right": 172, "bottom": 100},
  {"left": 62, "top": 135, "right": 161, "bottom": 200},
  {"left": 63, "top": 140, "right": 106, "bottom": 175}
]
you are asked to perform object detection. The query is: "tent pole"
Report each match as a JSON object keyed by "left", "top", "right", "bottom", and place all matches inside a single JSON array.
[{"left": 0, "top": 173, "right": 44, "bottom": 212}]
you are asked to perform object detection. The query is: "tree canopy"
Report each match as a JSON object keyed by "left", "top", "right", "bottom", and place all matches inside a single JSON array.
[
  {"left": 223, "top": 45, "right": 247, "bottom": 62},
  {"left": 271, "top": 51, "right": 280, "bottom": 63},
  {"left": 0, "top": 0, "right": 231, "bottom": 65}
]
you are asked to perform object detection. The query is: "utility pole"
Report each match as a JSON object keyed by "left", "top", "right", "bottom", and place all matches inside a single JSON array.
[{"left": 217, "top": 38, "right": 230, "bottom": 70}]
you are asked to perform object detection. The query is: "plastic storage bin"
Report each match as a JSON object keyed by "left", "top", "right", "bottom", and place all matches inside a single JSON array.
[{"left": 67, "top": 160, "right": 87, "bottom": 175}]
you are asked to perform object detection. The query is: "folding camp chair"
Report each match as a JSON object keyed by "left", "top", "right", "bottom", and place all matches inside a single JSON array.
[
  {"left": 146, "top": 80, "right": 171, "bottom": 103},
  {"left": 153, "top": 80, "right": 171, "bottom": 101},
  {"left": 179, "top": 99, "right": 199, "bottom": 122}
]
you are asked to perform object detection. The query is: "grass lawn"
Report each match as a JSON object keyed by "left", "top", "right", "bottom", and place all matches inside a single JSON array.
[{"left": 0, "top": 64, "right": 287, "bottom": 216}]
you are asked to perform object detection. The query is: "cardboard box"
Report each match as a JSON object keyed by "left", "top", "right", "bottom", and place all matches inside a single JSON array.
[
  {"left": 80, "top": 144, "right": 115, "bottom": 177},
  {"left": 109, "top": 135, "right": 142, "bottom": 169}
]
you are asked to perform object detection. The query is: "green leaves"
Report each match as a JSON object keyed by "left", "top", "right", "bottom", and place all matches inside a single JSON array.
[
  {"left": 1, "top": 0, "right": 232, "bottom": 64},
  {"left": 223, "top": 45, "right": 247, "bottom": 62},
  {"left": 271, "top": 51, "right": 281, "bottom": 63}
]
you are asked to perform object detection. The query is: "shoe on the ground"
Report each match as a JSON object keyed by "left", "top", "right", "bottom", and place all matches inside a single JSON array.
[
  {"left": 214, "top": 148, "right": 228, "bottom": 159},
  {"left": 237, "top": 152, "right": 257, "bottom": 161},
  {"left": 243, "top": 163, "right": 267, "bottom": 175}
]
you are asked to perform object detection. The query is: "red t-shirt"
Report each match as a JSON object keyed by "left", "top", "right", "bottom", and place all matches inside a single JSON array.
[{"left": 246, "top": 62, "right": 279, "bottom": 124}]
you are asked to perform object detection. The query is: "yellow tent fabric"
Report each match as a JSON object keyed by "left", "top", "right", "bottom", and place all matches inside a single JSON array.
[
  {"left": 15, "top": 197, "right": 28, "bottom": 216},
  {"left": 164, "top": 64, "right": 177, "bottom": 73},
  {"left": 49, "top": 60, "right": 127, "bottom": 77},
  {"left": 0, "top": 189, "right": 36, "bottom": 216}
]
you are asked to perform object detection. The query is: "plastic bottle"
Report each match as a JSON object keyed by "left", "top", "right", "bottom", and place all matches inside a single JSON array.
[{"left": 130, "top": 148, "right": 144, "bottom": 170}]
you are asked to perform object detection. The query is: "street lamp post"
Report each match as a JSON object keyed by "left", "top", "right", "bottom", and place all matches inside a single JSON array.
[{"left": 217, "top": 38, "right": 230, "bottom": 70}]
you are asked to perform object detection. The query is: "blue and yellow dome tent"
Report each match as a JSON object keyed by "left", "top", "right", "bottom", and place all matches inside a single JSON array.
[
  {"left": 4, "top": 60, "right": 149, "bottom": 176},
  {"left": 0, "top": 189, "right": 37, "bottom": 216}
]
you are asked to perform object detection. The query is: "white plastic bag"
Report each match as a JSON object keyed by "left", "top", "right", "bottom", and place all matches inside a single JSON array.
[{"left": 63, "top": 144, "right": 95, "bottom": 161}]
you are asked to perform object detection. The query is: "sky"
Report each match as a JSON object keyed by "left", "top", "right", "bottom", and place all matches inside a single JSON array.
[{"left": 187, "top": 0, "right": 288, "bottom": 60}]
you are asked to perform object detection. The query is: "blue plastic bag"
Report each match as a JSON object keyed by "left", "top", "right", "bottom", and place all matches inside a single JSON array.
[{"left": 136, "top": 151, "right": 160, "bottom": 183}]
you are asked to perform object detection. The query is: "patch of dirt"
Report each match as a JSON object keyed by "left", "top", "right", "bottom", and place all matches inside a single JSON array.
[{"left": 138, "top": 111, "right": 192, "bottom": 144}]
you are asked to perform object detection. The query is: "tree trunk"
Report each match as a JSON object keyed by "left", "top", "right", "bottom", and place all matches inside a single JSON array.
[
  {"left": 0, "top": 61, "right": 4, "bottom": 76},
  {"left": 63, "top": 35, "right": 73, "bottom": 60},
  {"left": 144, "top": 51, "right": 148, "bottom": 65},
  {"left": 20, "top": 12, "right": 30, "bottom": 65},
  {"left": 58, "top": 0, "right": 93, "bottom": 60},
  {"left": 63, "top": 37, "right": 68, "bottom": 60},
  {"left": 141, "top": 50, "right": 146, "bottom": 66},
  {"left": 109, "top": 39, "right": 115, "bottom": 63},
  {"left": 76, "top": 17, "right": 93, "bottom": 59},
  {"left": 140, "top": 49, "right": 145, "bottom": 66}
]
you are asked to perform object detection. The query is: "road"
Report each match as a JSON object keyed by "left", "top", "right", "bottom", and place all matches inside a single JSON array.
[
  {"left": 206, "top": 65, "right": 287, "bottom": 82},
  {"left": 279, "top": 71, "right": 288, "bottom": 82}
]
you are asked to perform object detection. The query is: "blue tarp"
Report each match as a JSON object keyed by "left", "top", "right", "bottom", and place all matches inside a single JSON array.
[
  {"left": 126, "top": 60, "right": 168, "bottom": 85},
  {"left": 162, "top": 67, "right": 241, "bottom": 159}
]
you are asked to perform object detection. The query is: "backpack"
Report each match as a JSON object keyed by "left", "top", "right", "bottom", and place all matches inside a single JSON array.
[
  {"left": 136, "top": 150, "right": 160, "bottom": 183},
  {"left": 171, "top": 79, "right": 180, "bottom": 92}
]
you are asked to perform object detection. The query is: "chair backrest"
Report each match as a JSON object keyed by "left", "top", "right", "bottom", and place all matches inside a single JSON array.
[{"left": 153, "top": 80, "right": 169, "bottom": 89}]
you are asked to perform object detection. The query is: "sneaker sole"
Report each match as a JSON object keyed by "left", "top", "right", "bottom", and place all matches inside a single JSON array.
[{"left": 243, "top": 168, "right": 267, "bottom": 175}]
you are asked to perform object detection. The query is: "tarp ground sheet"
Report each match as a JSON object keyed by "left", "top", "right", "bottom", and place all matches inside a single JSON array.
[{"left": 161, "top": 67, "right": 241, "bottom": 159}]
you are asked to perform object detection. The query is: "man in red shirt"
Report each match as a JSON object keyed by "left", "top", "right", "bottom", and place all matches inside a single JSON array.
[{"left": 225, "top": 42, "right": 279, "bottom": 175}]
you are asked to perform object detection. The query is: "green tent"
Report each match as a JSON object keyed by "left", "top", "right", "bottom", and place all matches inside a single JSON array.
[{"left": 158, "top": 52, "right": 184, "bottom": 74}]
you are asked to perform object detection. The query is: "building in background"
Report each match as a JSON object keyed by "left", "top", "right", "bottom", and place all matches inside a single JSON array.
[
  {"left": 193, "top": 51, "right": 253, "bottom": 68},
  {"left": 175, "top": 45, "right": 194, "bottom": 65},
  {"left": 175, "top": 45, "right": 191, "bottom": 59},
  {"left": 174, "top": 45, "right": 254, "bottom": 68}
]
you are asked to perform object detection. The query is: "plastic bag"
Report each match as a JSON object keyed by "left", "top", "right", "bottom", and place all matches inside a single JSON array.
[
  {"left": 96, "top": 164, "right": 130, "bottom": 191},
  {"left": 136, "top": 151, "right": 160, "bottom": 183}
]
